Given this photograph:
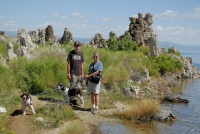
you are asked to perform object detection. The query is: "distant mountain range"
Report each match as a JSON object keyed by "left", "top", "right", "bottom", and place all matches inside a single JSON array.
[
  {"left": 158, "top": 41, "right": 200, "bottom": 53},
  {"left": 4, "top": 31, "right": 18, "bottom": 37},
  {"left": 3, "top": 31, "right": 200, "bottom": 52}
]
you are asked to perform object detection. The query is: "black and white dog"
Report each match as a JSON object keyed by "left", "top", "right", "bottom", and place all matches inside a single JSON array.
[
  {"left": 20, "top": 93, "right": 36, "bottom": 115},
  {"left": 56, "top": 84, "right": 84, "bottom": 106}
]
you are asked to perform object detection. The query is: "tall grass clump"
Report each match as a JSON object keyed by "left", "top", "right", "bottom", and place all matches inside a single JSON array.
[
  {"left": 0, "top": 64, "right": 20, "bottom": 107},
  {"left": 113, "top": 99, "right": 160, "bottom": 122},
  {"left": 0, "top": 65, "right": 14, "bottom": 94}
]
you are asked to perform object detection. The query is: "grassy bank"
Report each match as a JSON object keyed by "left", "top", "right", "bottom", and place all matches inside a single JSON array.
[{"left": 0, "top": 38, "right": 184, "bottom": 133}]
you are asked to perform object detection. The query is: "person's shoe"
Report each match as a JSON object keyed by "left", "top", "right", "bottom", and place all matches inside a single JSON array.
[
  {"left": 91, "top": 107, "right": 95, "bottom": 114},
  {"left": 93, "top": 108, "right": 98, "bottom": 115}
]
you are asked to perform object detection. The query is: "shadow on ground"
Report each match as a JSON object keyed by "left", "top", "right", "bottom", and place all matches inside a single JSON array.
[{"left": 10, "top": 109, "right": 23, "bottom": 116}]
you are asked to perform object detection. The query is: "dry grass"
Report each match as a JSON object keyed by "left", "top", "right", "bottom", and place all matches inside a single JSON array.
[
  {"left": 114, "top": 99, "right": 160, "bottom": 122},
  {"left": 58, "top": 120, "right": 84, "bottom": 134}
]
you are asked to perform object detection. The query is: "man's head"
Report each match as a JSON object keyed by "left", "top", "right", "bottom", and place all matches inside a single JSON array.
[{"left": 74, "top": 41, "right": 81, "bottom": 47}]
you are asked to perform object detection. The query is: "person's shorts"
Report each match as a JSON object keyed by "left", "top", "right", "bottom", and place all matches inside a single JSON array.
[
  {"left": 70, "top": 75, "right": 86, "bottom": 89},
  {"left": 87, "top": 81, "right": 101, "bottom": 94}
]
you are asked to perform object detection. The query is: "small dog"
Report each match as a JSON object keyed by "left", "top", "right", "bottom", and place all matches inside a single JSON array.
[
  {"left": 56, "top": 84, "right": 84, "bottom": 106},
  {"left": 20, "top": 93, "right": 36, "bottom": 115}
]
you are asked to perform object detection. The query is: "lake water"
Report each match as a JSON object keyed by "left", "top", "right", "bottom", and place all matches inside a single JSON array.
[{"left": 156, "top": 51, "right": 200, "bottom": 134}]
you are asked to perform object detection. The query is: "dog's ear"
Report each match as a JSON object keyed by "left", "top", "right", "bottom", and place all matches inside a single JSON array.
[{"left": 20, "top": 93, "right": 24, "bottom": 98}]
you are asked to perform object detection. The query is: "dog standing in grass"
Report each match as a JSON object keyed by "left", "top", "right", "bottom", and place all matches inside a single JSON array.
[
  {"left": 20, "top": 93, "right": 36, "bottom": 115},
  {"left": 56, "top": 84, "right": 84, "bottom": 106}
]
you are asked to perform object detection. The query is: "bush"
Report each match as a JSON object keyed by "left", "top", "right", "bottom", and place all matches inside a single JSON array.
[
  {"left": 9, "top": 48, "right": 68, "bottom": 94},
  {"left": 118, "top": 35, "right": 138, "bottom": 51},
  {"left": 107, "top": 35, "right": 138, "bottom": 51},
  {"left": 107, "top": 37, "right": 118, "bottom": 51},
  {"left": 151, "top": 54, "right": 183, "bottom": 75}
]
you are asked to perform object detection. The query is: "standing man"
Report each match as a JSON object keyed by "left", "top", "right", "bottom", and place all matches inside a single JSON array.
[{"left": 67, "top": 41, "right": 85, "bottom": 87}]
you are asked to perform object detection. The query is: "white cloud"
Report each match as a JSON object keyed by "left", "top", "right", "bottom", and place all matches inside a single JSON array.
[
  {"left": 0, "top": 16, "right": 5, "bottom": 20},
  {"left": 194, "top": 7, "right": 200, "bottom": 12},
  {"left": 155, "top": 10, "right": 178, "bottom": 18},
  {"left": 68, "top": 21, "right": 94, "bottom": 31},
  {"left": 184, "top": 7, "right": 200, "bottom": 18},
  {"left": 101, "top": 18, "right": 110, "bottom": 22},
  {"left": 53, "top": 13, "right": 59, "bottom": 16},
  {"left": 130, "top": 14, "right": 138, "bottom": 18},
  {"left": 41, "top": 22, "right": 55, "bottom": 28},
  {"left": 70, "top": 12, "right": 84, "bottom": 17},
  {"left": 155, "top": 25, "right": 164, "bottom": 32},
  {"left": 155, "top": 25, "right": 200, "bottom": 37},
  {"left": 156, "top": 26, "right": 200, "bottom": 45},
  {"left": 100, "top": 18, "right": 117, "bottom": 23},
  {"left": 155, "top": 25, "right": 185, "bottom": 35},
  {"left": 4, "top": 21, "right": 16, "bottom": 27},
  {"left": 186, "top": 28, "right": 200, "bottom": 36},
  {"left": 166, "top": 26, "right": 185, "bottom": 35},
  {"left": 62, "top": 16, "right": 67, "bottom": 19}
]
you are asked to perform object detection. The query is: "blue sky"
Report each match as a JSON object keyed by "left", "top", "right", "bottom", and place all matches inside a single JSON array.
[{"left": 1, "top": 0, "right": 200, "bottom": 45}]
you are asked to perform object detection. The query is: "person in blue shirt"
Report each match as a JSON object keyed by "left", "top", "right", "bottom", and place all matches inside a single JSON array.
[{"left": 85, "top": 52, "right": 103, "bottom": 114}]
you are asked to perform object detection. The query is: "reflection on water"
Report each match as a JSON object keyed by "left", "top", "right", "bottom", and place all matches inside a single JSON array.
[
  {"left": 157, "top": 78, "right": 200, "bottom": 134},
  {"left": 125, "top": 121, "right": 160, "bottom": 134},
  {"left": 98, "top": 122, "right": 132, "bottom": 134}
]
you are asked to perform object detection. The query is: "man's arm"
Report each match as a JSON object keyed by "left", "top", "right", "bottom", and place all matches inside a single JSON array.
[
  {"left": 67, "top": 61, "right": 71, "bottom": 79},
  {"left": 81, "top": 63, "right": 84, "bottom": 77}
]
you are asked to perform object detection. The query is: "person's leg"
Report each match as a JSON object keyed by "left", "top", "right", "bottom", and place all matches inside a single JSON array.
[
  {"left": 94, "top": 94, "right": 99, "bottom": 110},
  {"left": 91, "top": 92, "right": 95, "bottom": 107}
]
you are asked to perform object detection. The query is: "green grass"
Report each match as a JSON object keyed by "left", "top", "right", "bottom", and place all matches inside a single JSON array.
[
  {"left": 0, "top": 38, "right": 185, "bottom": 132},
  {"left": 33, "top": 102, "right": 77, "bottom": 129}
]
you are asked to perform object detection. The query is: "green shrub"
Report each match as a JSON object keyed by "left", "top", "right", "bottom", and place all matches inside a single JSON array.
[
  {"left": 9, "top": 48, "right": 68, "bottom": 94},
  {"left": 151, "top": 54, "right": 183, "bottom": 75},
  {"left": 118, "top": 35, "right": 138, "bottom": 51},
  {"left": 107, "top": 35, "right": 138, "bottom": 51},
  {"left": 107, "top": 37, "right": 119, "bottom": 51}
]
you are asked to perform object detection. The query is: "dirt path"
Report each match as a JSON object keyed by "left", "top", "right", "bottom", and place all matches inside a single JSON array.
[
  {"left": 8, "top": 95, "right": 47, "bottom": 134},
  {"left": 8, "top": 96, "right": 124, "bottom": 134}
]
